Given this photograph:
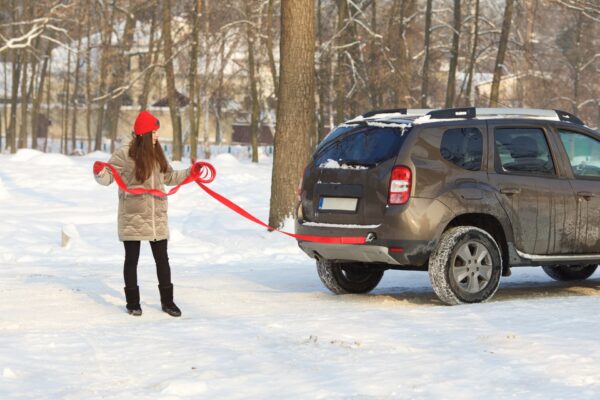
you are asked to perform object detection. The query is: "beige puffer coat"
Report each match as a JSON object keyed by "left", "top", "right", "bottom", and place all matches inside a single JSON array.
[{"left": 95, "top": 144, "right": 191, "bottom": 241}]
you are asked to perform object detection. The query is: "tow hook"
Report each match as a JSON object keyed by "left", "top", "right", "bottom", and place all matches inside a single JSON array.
[{"left": 366, "top": 232, "right": 377, "bottom": 243}]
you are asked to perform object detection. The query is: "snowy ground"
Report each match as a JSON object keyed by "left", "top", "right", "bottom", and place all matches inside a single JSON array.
[{"left": 1, "top": 149, "right": 600, "bottom": 399}]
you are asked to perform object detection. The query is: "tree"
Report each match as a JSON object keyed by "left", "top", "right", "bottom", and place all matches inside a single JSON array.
[
  {"left": 445, "top": 0, "right": 461, "bottom": 108},
  {"left": 162, "top": 0, "right": 183, "bottom": 161},
  {"left": 489, "top": 0, "right": 514, "bottom": 107},
  {"left": 420, "top": 0, "right": 433, "bottom": 108},
  {"left": 188, "top": 0, "right": 200, "bottom": 161},
  {"left": 268, "top": 0, "right": 315, "bottom": 228},
  {"left": 245, "top": 0, "right": 260, "bottom": 163}
]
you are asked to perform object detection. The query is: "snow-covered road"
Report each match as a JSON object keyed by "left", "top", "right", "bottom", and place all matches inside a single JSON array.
[{"left": 1, "top": 149, "right": 599, "bottom": 399}]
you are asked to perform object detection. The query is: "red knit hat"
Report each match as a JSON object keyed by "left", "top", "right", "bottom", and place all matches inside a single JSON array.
[{"left": 133, "top": 111, "right": 160, "bottom": 136}]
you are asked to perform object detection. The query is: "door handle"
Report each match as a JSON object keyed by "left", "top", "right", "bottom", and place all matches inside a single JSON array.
[
  {"left": 577, "top": 191, "right": 596, "bottom": 200},
  {"left": 500, "top": 187, "right": 521, "bottom": 195}
]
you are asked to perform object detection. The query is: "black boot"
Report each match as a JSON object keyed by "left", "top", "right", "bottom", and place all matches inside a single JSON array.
[
  {"left": 158, "top": 284, "right": 181, "bottom": 317},
  {"left": 124, "top": 286, "right": 142, "bottom": 316}
]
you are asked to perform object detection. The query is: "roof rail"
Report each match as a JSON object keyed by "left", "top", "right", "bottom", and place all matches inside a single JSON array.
[
  {"left": 554, "top": 109, "right": 584, "bottom": 125},
  {"left": 362, "top": 108, "right": 407, "bottom": 118},
  {"left": 428, "top": 107, "right": 476, "bottom": 119},
  {"left": 361, "top": 108, "right": 435, "bottom": 118},
  {"left": 424, "top": 107, "right": 585, "bottom": 125}
]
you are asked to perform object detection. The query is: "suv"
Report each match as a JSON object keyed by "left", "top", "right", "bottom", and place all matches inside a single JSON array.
[{"left": 295, "top": 107, "right": 600, "bottom": 305}]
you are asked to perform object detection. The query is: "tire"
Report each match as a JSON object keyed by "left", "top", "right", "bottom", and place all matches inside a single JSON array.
[
  {"left": 542, "top": 265, "right": 598, "bottom": 281},
  {"left": 316, "top": 260, "right": 384, "bottom": 294},
  {"left": 429, "top": 226, "right": 503, "bottom": 305}
]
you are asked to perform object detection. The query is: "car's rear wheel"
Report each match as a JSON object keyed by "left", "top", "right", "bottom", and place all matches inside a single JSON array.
[
  {"left": 316, "top": 260, "right": 384, "bottom": 294},
  {"left": 429, "top": 226, "right": 503, "bottom": 305},
  {"left": 542, "top": 265, "right": 597, "bottom": 281}
]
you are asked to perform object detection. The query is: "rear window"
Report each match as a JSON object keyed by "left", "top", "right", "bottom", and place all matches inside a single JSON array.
[{"left": 314, "top": 126, "right": 408, "bottom": 167}]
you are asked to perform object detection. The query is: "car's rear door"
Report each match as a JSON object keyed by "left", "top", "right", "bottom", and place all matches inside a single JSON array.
[
  {"left": 486, "top": 121, "right": 578, "bottom": 255},
  {"left": 301, "top": 124, "right": 410, "bottom": 226}
]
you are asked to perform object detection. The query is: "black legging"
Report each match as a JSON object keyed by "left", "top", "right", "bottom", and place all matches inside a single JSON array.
[{"left": 123, "top": 240, "right": 172, "bottom": 288}]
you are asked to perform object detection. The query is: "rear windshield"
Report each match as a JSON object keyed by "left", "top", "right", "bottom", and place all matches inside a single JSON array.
[{"left": 314, "top": 126, "right": 409, "bottom": 167}]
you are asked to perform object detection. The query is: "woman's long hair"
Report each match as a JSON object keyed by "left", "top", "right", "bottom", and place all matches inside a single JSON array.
[{"left": 128, "top": 133, "right": 169, "bottom": 182}]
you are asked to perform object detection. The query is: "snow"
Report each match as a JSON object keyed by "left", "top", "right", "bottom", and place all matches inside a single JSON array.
[
  {"left": 319, "top": 159, "right": 369, "bottom": 169},
  {"left": 1, "top": 148, "right": 600, "bottom": 399}
]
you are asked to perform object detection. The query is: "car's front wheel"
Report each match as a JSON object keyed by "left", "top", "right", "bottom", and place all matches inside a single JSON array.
[
  {"left": 429, "top": 226, "right": 503, "bottom": 305},
  {"left": 316, "top": 260, "right": 384, "bottom": 294},
  {"left": 542, "top": 265, "right": 597, "bottom": 281}
]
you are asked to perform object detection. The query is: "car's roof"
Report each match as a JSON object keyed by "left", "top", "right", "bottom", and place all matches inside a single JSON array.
[{"left": 343, "top": 107, "right": 590, "bottom": 130}]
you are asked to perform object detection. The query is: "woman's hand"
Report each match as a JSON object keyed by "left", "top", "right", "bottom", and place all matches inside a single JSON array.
[
  {"left": 93, "top": 161, "right": 105, "bottom": 176},
  {"left": 191, "top": 162, "right": 204, "bottom": 178}
]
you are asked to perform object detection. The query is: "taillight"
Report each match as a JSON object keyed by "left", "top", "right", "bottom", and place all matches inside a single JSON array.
[{"left": 388, "top": 166, "right": 412, "bottom": 205}]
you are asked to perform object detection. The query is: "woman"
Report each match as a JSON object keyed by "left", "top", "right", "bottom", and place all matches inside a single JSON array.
[{"left": 94, "top": 111, "right": 193, "bottom": 317}]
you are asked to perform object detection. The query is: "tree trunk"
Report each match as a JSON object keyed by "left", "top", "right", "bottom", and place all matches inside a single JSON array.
[
  {"left": 61, "top": 46, "right": 71, "bottom": 154},
  {"left": 139, "top": 1, "right": 159, "bottom": 111},
  {"left": 71, "top": 27, "right": 83, "bottom": 152},
  {"left": 162, "top": 0, "right": 182, "bottom": 160},
  {"left": 389, "top": 0, "right": 413, "bottom": 107},
  {"left": 268, "top": 0, "right": 315, "bottom": 228},
  {"left": 366, "top": 0, "right": 380, "bottom": 110},
  {"left": 333, "top": 0, "right": 349, "bottom": 124},
  {"left": 445, "top": 0, "right": 461, "bottom": 108},
  {"left": 85, "top": 0, "right": 93, "bottom": 152},
  {"left": 188, "top": 0, "right": 200, "bottom": 161},
  {"left": 246, "top": 1, "right": 260, "bottom": 163},
  {"left": 420, "top": 0, "right": 433, "bottom": 108},
  {"left": 462, "top": 0, "right": 479, "bottom": 107},
  {"left": 214, "top": 36, "right": 227, "bottom": 146},
  {"left": 31, "top": 48, "right": 50, "bottom": 151},
  {"left": 44, "top": 56, "right": 51, "bottom": 152},
  {"left": 18, "top": 50, "right": 29, "bottom": 149},
  {"left": 202, "top": 0, "right": 211, "bottom": 159},
  {"left": 107, "top": 6, "right": 137, "bottom": 153},
  {"left": 18, "top": 0, "right": 31, "bottom": 150},
  {"left": 265, "top": 0, "right": 279, "bottom": 97},
  {"left": 94, "top": 6, "right": 115, "bottom": 151},
  {"left": 8, "top": 51, "right": 22, "bottom": 153},
  {"left": 489, "top": 0, "right": 514, "bottom": 107},
  {"left": 316, "top": 0, "right": 328, "bottom": 142},
  {"left": 572, "top": 11, "right": 584, "bottom": 114}
]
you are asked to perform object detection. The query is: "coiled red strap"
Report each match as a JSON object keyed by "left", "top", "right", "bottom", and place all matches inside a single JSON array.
[{"left": 94, "top": 161, "right": 367, "bottom": 245}]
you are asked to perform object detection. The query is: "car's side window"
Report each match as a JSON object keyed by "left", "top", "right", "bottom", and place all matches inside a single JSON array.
[
  {"left": 440, "top": 127, "right": 483, "bottom": 171},
  {"left": 558, "top": 130, "right": 600, "bottom": 179},
  {"left": 494, "top": 128, "right": 555, "bottom": 176}
]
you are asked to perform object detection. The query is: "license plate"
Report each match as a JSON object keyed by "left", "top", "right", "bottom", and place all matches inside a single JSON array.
[{"left": 319, "top": 197, "right": 358, "bottom": 212}]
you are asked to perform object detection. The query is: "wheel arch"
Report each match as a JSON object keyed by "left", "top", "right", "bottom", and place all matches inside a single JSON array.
[{"left": 443, "top": 213, "right": 511, "bottom": 270}]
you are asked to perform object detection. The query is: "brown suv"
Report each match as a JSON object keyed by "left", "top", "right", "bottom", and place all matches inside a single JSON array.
[{"left": 295, "top": 107, "right": 600, "bottom": 305}]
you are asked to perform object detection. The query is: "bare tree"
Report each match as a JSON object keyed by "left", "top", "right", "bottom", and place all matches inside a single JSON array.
[
  {"left": 445, "top": 0, "right": 461, "bottom": 108},
  {"left": 460, "top": 0, "right": 480, "bottom": 107},
  {"left": 188, "top": 0, "right": 200, "bottom": 161},
  {"left": 420, "top": 0, "right": 433, "bottom": 108},
  {"left": 269, "top": 0, "right": 315, "bottom": 228},
  {"left": 162, "top": 0, "right": 183, "bottom": 160},
  {"left": 489, "top": 0, "right": 514, "bottom": 107},
  {"left": 245, "top": 0, "right": 260, "bottom": 163}
]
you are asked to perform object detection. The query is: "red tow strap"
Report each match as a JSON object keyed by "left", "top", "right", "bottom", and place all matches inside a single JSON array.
[{"left": 94, "top": 161, "right": 367, "bottom": 245}]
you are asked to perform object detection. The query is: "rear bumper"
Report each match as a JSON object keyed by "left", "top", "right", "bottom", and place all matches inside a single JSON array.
[
  {"left": 297, "top": 238, "right": 434, "bottom": 267},
  {"left": 298, "top": 242, "right": 401, "bottom": 264},
  {"left": 295, "top": 197, "right": 453, "bottom": 267}
]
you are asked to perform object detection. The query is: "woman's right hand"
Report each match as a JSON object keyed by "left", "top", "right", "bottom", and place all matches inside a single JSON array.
[{"left": 93, "top": 161, "right": 106, "bottom": 176}]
